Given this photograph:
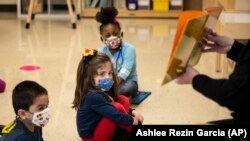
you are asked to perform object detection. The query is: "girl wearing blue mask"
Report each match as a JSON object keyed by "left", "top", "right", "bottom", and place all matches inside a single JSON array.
[
  {"left": 72, "top": 49, "right": 143, "bottom": 141},
  {"left": 96, "top": 7, "right": 139, "bottom": 99}
]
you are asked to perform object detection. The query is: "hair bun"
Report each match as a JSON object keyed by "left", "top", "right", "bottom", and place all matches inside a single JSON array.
[{"left": 95, "top": 7, "right": 118, "bottom": 24}]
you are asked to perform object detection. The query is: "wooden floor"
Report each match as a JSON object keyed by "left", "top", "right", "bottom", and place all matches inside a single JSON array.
[{"left": 0, "top": 12, "right": 250, "bottom": 140}]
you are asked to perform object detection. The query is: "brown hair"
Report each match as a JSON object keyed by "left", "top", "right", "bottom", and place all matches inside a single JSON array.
[{"left": 72, "top": 52, "right": 119, "bottom": 110}]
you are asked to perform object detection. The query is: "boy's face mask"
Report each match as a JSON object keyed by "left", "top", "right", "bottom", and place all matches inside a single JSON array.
[
  {"left": 25, "top": 108, "right": 50, "bottom": 127},
  {"left": 96, "top": 78, "right": 114, "bottom": 92},
  {"left": 104, "top": 36, "right": 121, "bottom": 49}
]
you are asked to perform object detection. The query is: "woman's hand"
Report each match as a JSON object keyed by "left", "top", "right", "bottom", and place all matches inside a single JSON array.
[
  {"left": 175, "top": 65, "right": 199, "bottom": 84},
  {"left": 201, "top": 28, "right": 234, "bottom": 54}
]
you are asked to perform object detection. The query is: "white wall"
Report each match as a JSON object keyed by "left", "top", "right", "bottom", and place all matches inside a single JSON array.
[
  {"left": 0, "top": 0, "right": 16, "bottom": 4},
  {"left": 235, "top": 0, "right": 250, "bottom": 11}
]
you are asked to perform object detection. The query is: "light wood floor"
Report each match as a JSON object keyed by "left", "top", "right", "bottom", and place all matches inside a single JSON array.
[{"left": 0, "top": 12, "right": 249, "bottom": 140}]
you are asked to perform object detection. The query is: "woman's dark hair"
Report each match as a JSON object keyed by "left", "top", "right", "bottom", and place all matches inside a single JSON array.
[
  {"left": 12, "top": 80, "right": 48, "bottom": 114},
  {"left": 72, "top": 52, "right": 119, "bottom": 110},
  {"left": 95, "top": 7, "right": 121, "bottom": 33}
]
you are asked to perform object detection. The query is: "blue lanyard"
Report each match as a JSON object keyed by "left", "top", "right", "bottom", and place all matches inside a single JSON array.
[{"left": 115, "top": 48, "right": 123, "bottom": 73}]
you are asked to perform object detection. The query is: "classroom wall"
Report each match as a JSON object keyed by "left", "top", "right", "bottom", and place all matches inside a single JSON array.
[
  {"left": 0, "top": 0, "right": 16, "bottom": 5},
  {"left": 235, "top": 0, "right": 250, "bottom": 11},
  {"left": 203, "top": 0, "right": 250, "bottom": 11}
]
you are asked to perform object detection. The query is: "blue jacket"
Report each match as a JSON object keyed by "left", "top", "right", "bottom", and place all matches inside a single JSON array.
[
  {"left": 76, "top": 91, "right": 133, "bottom": 138},
  {"left": 0, "top": 119, "right": 43, "bottom": 141}
]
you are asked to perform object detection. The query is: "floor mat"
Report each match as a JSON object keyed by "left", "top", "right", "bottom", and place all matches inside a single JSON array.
[{"left": 132, "top": 91, "right": 151, "bottom": 105}]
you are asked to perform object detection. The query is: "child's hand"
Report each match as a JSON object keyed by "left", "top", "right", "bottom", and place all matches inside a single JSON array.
[
  {"left": 132, "top": 117, "right": 139, "bottom": 125},
  {"left": 132, "top": 110, "right": 144, "bottom": 124}
]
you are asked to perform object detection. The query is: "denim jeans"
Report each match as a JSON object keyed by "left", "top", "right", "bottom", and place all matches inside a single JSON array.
[{"left": 120, "top": 81, "right": 138, "bottom": 98}]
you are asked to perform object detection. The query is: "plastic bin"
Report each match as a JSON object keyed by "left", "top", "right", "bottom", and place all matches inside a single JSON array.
[{"left": 153, "top": 0, "right": 169, "bottom": 11}]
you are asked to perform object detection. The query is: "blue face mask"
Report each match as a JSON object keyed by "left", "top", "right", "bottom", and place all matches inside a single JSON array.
[{"left": 96, "top": 78, "right": 114, "bottom": 91}]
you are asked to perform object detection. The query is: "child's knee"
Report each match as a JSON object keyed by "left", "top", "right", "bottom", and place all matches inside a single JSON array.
[
  {"left": 112, "top": 102, "right": 126, "bottom": 112},
  {"left": 120, "top": 81, "right": 138, "bottom": 98},
  {"left": 118, "top": 95, "right": 129, "bottom": 103}
]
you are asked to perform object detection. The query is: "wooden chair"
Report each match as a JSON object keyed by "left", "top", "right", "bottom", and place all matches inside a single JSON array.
[{"left": 25, "top": 0, "right": 80, "bottom": 29}]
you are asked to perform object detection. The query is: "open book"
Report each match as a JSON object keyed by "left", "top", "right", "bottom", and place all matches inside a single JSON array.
[{"left": 161, "top": 5, "right": 224, "bottom": 86}]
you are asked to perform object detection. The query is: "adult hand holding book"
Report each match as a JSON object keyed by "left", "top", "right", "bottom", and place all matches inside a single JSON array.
[
  {"left": 161, "top": 4, "right": 224, "bottom": 86},
  {"left": 175, "top": 28, "right": 235, "bottom": 85},
  {"left": 202, "top": 28, "right": 234, "bottom": 54}
]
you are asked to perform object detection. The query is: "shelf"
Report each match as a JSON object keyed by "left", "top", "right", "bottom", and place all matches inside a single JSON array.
[
  {"left": 81, "top": 9, "right": 181, "bottom": 18},
  {"left": 80, "top": 0, "right": 183, "bottom": 18},
  {"left": 17, "top": 0, "right": 73, "bottom": 19}
]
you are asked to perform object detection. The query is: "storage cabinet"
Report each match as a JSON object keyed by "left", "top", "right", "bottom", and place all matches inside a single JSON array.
[{"left": 80, "top": 0, "right": 183, "bottom": 18}]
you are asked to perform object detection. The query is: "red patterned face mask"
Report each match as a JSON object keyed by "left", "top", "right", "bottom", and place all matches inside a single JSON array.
[{"left": 104, "top": 36, "right": 121, "bottom": 49}]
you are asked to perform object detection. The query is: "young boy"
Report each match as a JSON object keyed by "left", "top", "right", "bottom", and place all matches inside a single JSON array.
[{"left": 0, "top": 80, "right": 49, "bottom": 141}]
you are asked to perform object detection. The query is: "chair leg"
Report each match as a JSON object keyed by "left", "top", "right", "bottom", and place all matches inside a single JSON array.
[
  {"left": 215, "top": 53, "right": 221, "bottom": 72},
  {"left": 73, "top": 0, "right": 81, "bottom": 20},
  {"left": 26, "top": 0, "right": 35, "bottom": 29},
  {"left": 31, "top": 0, "right": 38, "bottom": 20},
  {"left": 66, "top": 0, "right": 76, "bottom": 29},
  {"left": 223, "top": 56, "right": 229, "bottom": 78}
]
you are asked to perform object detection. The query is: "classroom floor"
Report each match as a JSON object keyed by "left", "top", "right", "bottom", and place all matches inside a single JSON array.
[{"left": 0, "top": 12, "right": 250, "bottom": 140}]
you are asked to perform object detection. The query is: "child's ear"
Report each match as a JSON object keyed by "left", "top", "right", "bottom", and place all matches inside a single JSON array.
[
  {"left": 121, "top": 32, "right": 124, "bottom": 38},
  {"left": 17, "top": 109, "right": 27, "bottom": 120}
]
